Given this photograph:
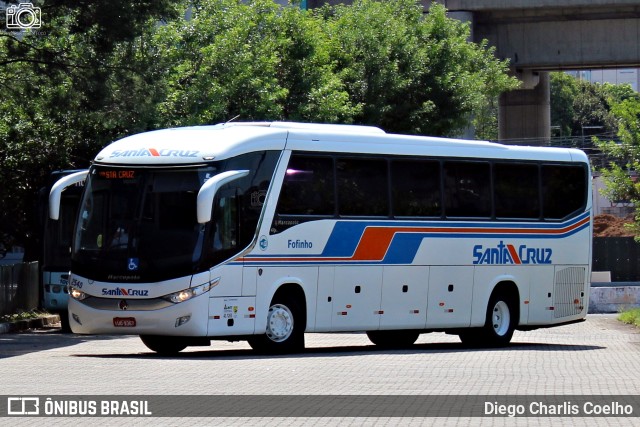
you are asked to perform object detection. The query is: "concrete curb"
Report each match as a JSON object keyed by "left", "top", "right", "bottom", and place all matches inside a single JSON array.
[{"left": 0, "top": 314, "right": 60, "bottom": 334}]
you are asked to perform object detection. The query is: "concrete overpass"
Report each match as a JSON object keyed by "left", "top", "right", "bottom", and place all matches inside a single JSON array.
[{"left": 441, "top": 0, "right": 640, "bottom": 143}]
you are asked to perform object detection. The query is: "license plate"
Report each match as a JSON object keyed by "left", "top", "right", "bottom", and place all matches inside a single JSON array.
[{"left": 113, "top": 317, "right": 136, "bottom": 327}]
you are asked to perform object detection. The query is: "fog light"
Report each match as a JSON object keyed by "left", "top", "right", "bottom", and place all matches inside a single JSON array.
[
  {"left": 175, "top": 315, "right": 191, "bottom": 327},
  {"left": 50, "top": 299, "right": 58, "bottom": 307},
  {"left": 72, "top": 313, "right": 82, "bottom": 325}
]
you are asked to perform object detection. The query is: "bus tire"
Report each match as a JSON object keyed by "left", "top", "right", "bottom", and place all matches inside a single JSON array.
[
  {"left": 366, "top": 330, "right": 419, "bottom": 348},
  {"left": 59, "top": 311, "right": 72, "bottom": 333},
  {"left": 140, "top": 335, "right": 187, "bottom": 355},
  {"left": 462, "top": 291, "right": 517, "bottom": 347},
  {"left": 483, "top": 291, "right": 516, "bottom": 346},
  {"left": 248, "top": 294, "right": 305, "bottom": 354}
]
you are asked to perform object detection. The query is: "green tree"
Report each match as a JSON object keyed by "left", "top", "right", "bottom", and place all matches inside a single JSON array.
[
  {"left": 154, "top": 0, "right": 357, "bottom": 126},
  {"left": 550, "top": 72, "right": 579, "bottom": 137},
  {"left": 550, "top": 72, "right": 625, "bottom": 139},
  {"left": 597, "top": 98, "right": 640, "bottom": 237},
  {"left": 0, "top": 1, "right": 178, "bottom": 253},
  {"left": 321, "top": 0, "right": 518, "bottom": 136},
  {"left": 0, "top": 0, "right": 519, "bottom": 250}
]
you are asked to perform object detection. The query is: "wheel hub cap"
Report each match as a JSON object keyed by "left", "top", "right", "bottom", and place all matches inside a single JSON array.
[
  {"left": 492, "top": 301, "right": 510, "bottom": 336},
  {"left": 266, "top": 304, "right": 294, "bottom": 342}
]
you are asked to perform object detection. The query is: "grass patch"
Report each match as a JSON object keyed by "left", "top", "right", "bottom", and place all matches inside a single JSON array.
[
  {"left": 0, "top": 309, "right": 51, "bottom": 323},
  {"left": 618, "top": 308, "right": 640, "bottom": 328}
]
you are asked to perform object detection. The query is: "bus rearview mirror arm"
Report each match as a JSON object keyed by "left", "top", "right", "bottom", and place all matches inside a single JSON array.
[
  {"left": 49, "top": 170, "right": 89, "bottom": 220},
  {"left": 197, "top": 170, "right": 249, "bottom": 224}
]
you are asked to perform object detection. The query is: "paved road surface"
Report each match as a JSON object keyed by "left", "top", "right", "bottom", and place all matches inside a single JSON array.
[{"left": 0, "top": 314, "right": 638, "bottom": 425}]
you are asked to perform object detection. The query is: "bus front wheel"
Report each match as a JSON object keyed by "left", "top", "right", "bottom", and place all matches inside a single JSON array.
[
  {"left": 140, "top": 335, "right": 187, "bottom": 355},
  {"left": 248, "top": 294, "right": 305, "bottom": 354}
]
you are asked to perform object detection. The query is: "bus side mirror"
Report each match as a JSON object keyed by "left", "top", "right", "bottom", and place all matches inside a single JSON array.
[
  {"left": 49, "top": 170, "right": 89, "bottom": 220},
  {"left": 197, "top": 170, "right": 249, "bottom": 224}
]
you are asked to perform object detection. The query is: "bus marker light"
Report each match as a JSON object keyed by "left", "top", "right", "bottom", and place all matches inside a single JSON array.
[
  {"left": 72, "top": 313, "right": 82, "bottom": 325},
  {"left": 175, "top": 316, "right": 191, "bottom": 327},
  {"left": 346, "top": 304, "right": 352, "bottom": 309},
  {"left": 439, "top": 302, "right": 445, "bottom": 307}
]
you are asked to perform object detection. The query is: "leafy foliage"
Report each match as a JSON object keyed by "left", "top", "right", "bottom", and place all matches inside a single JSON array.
[
  {"left": 0, "top": 1, "right": 178, "bottom": 253},
  {"left": 597, "top": 98, "right": 640, "bottom": 237},
  {"left": 550, "top": 72, "right": 636, "bottom": 138},
  {"left": 321, "top": 0, "right": 517, "bottom": 135},
  {"left": 0, "top": 0, "right": 517, "bottom": 251}
]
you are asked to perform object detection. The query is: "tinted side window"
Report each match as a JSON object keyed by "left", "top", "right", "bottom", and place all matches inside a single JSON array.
[
  {"left": 542, "top": 165, "right": 587, "bottom": 219},
  {"left": 337, "top": 158, "right": 388, "bottom": 216},
  {"left": 391, "top": 160, "right": 441, "bottom": 217},
  {"left": 277, "top": 155, "right": 335, "bottom": 216},
  {"left": 444, "top": 161, "right": 491, "bottom": 218},
  {"left": 494, "top": 163, "right": 540, "bottom": 219}
]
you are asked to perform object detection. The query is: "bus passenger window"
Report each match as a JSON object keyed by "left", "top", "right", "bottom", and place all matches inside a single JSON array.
[
  {"left": 443, "top": 161, "right": 491, "bottom": 218},
  {"left": 277, "top": 156, "right": 335, "bottom": 216},
  {"left": 542, "top": 165, "right": 586, "bottom": 219},
  {"left": 337, "top": 158, "right": 388, "bottom": 217},
  {"left": 494, "top": 163, "right": 539, "bottom": 219},
  {"left": 271, "top": 155, "right": 335, "bottom": 233},
  {"left": 391, "top": 160, "right": 441, "bottom": 217}
]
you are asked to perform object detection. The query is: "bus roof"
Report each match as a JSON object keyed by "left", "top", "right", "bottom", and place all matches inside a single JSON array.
[{"left": 94, "top": 122, "right": 588, "bottom": 166}]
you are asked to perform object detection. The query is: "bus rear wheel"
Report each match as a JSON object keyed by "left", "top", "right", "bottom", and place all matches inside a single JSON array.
[
  {"left": 459, "top": 291, "right": 516, "bottom": 347},
  {"left": 248, "top": 294, "right": 305, "bottom": 354},
  {"left": 366, "top": 330, "right": 419, "bottom": 348},
  {"left": 140, "top": 335, "right": 187, "bottom": 355}
]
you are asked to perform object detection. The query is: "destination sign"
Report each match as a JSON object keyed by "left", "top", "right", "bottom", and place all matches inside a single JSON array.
[{"left": 97, "top": 170, "right": 136, "bottom": 179}]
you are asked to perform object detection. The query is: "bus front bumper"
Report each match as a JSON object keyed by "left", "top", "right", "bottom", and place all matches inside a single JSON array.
[{"left": 67, "top": 294, "right": 210, "bottom": 336}]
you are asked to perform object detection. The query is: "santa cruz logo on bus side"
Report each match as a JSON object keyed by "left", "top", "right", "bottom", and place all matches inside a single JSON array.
[
  {"left": 473, "top": 241, "right": 552, "bottom": 265},
  {"left": 109, "top": 148, "right": 199, "bottom": 158}
]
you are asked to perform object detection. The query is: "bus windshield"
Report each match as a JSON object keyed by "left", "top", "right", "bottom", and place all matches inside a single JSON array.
[{"left": 72, "top": 165, "right": 218, "bottom": 282}]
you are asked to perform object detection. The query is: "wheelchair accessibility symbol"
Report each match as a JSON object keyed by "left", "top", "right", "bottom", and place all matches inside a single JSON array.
[{"left": 128, "top": 258, "right": 139, "bottom": 271}]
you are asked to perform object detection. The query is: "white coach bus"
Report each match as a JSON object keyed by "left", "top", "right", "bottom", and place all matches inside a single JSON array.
[{"left": 49, "top": 122, "right": 592, "bottom": 354}]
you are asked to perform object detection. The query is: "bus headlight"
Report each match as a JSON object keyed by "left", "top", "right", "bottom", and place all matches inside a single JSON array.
[
  {"left": 162, "top": 278, "right": 218, "bottom": 304},
  {"left": 69, "top": 286, "right": 88, "bottom": 301}
]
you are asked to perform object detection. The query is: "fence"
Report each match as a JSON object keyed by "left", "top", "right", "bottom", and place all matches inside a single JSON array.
[
  {"left": 0, "top": 262, "right": 39, "bottom": 316},
  {"left": 593, "top": 237, "right": 640, "bottom": 282}
]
